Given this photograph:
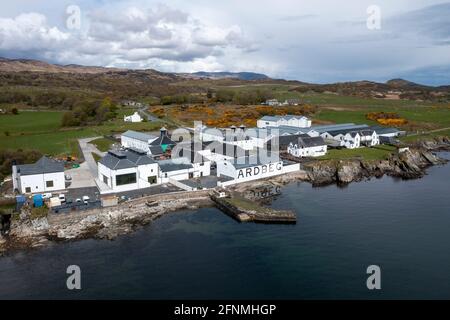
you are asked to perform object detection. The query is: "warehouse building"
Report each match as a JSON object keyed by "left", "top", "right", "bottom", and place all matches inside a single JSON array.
[
  {"left": 257, "top": 115, "right": 312, "bottom": 129},
  {"left": 121, "top": 130, "right": 157, "bottom": 154},
  {"left": 12, "top": 156, "right": 65, "bottom": 194},
  {"left": 216, "top": 154, "right": 300, "bottom": 186}
]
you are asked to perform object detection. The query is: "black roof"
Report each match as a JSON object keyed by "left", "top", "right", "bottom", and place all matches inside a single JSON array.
[
  {"left": 267, "top": 134, "right": 310, "bottom": 150},
  {"left": 149, "top": 145, "right": 164, "bottom": 155},
  {"left": 158, "top": 159, "right": 193, "bottom": 172},
  {"left": 99, "top": 149, "right": 156, "bottom": 170},
  {"left": 150, "top": 134, "right": 176, "bottom": 146},
  {"left": 296, "top": 136, "right": 327, "bottom": 148},
  {"left": 16, "top": 156, "right": 64, "bottom": 176}
]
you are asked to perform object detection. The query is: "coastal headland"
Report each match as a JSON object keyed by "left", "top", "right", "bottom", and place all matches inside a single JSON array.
[{"left": 1, "top": 137, "right": 449, "bottom": 255}]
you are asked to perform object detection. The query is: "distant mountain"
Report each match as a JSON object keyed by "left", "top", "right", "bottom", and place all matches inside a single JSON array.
[
  {"left": 0, "top": 57, "right": 126, "bottom": 74},
  {"left": 386, "top": 78, "right": 428, "bottom": 88},
  {"left": 187, "top": 71, "right": 270, "bottom": 80}
]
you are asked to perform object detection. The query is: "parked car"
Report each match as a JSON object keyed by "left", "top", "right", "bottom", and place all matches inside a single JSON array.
[
  {"left": 82, "top": 196, "right": 90, "bottom": 204},
  {"left": 58, "top": 194, "right": 66, "bottom": 203},
  {"left": 75, "top": 198, "right": 82, "bottom": 203},
  {"left": 66, "top": 199, "right": 73, "bottom": 205},
  {"left": 42, "top": 193, "right": 52, "bottom": 199}
]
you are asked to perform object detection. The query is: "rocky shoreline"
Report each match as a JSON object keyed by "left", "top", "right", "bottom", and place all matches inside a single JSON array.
[
  {"left": 0, "top": 192, "right": 212, "bottom": 255},
  {"left": 1, "top": 137, "right": 449, "bottom": 256},
  {"left": 232, "top": 136, "right": 450, "bottom": 193}
]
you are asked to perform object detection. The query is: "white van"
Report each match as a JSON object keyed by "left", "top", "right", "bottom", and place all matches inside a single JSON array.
[
  {"left": 82, "top": 196, "right": 90, "bottom": 204},
  {"left": 58, "top": 194, "right": 66, "bottom": 203}
]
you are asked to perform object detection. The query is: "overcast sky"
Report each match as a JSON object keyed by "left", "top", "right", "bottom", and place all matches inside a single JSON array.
[{"left": 1, "top": 0, "right": 449, "bottom": 85}]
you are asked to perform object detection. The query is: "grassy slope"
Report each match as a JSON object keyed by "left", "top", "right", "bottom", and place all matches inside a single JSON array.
[
  {"left": 90, "top": 138, "right": 113, "bottom": 152},
  {"left": 318, "top": 145, "right": 397, "bottom": 161},
  {"left": 0, "top": 110, "right": 165, "bottom": 156}
]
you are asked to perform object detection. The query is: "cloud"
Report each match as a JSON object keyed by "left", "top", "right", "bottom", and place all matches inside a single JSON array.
[
  {"left": 0, "top": 4, "right": 259, "bottom": 70},
  {"left": 0, "top": 13, "right": 69, "bottom": 52},
  {"left": 278, "top": 14, "right": 317, "bottom": 22},
  {"left": 0, "top": 1, "right": 449, "bottom": 85}
]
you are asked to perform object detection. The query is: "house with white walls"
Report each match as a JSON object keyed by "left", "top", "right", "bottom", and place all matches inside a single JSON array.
[
  {"left": 359, "top": 130, "right": 380, "bottom": 147},
  {"left": 12, "top": 156, "right": 66, "bottom": 194},
  {"left": 341, "top": 132, "right": 361, "bottom": 149},
  {"left": 287, "top": 136, "right": 328, "bottom": 158},
  {"left": 123, "top": 111, "right": 143, "bottom": 122},
  {"left": 97, "top": 149, "right": 160, "bottom": 194}
]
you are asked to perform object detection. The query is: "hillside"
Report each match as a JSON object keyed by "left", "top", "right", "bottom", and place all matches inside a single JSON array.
[
  {"left": 0, "top": 57, "right": 449, "bottom": 108},
  {"left": 187, "top": 71, "right": 269, "bottom": 80}
]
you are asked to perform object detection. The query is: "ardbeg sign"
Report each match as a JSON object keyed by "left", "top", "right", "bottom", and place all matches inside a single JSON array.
[{"left": 237, "top": 161, "right": 283, "bottom": 179}]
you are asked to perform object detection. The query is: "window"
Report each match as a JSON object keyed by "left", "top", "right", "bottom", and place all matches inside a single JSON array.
[
  {"left": 115, "top": 173, "right": 137, "bottom": 186},
  {"left": 25, "top": 187, "right": 31, "bottom": 193},
  {"left": 46, "top": 180, "right": 54, "bottom": 188},
  {"left": 103, "top": 175, "right": 108, "bottom": 184},
  {"left": 148, "top": 176, "right": 157, "bottom": 184}
]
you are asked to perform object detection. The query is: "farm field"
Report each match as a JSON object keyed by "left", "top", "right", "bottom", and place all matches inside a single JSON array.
[{"left": 0, "top": 110, "right": 165, "bottom": 156}]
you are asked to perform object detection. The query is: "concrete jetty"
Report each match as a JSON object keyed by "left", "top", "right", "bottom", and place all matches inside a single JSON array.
[{"left": 210, "top": 192, "right": 296, "bottom": 224}]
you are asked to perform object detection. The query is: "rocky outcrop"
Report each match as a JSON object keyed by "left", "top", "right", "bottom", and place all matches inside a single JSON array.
[
  {"left": 231, "top": 139, "right": 449, "bottom": 194},
  {"left": 413, "top": 136, "right": 450, "bottom": 151},
  {"left": 0, "top": 192, "right": 212, "bottom": 255},
  {"left": 303, "top": 147, "right": 446, "bottom": 186}
]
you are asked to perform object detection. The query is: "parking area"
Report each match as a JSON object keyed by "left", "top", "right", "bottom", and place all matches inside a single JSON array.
[
  {"left": 66, "top": 162, "right": 96, "bottom": 189},
  {"left": 114, "top": 183, "right": 182, "bottom": 200},
  {"left": 50, "top": 187, "right": 100, "bottom": 214}
]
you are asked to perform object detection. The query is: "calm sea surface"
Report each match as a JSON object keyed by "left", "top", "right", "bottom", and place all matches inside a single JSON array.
[{"left": 1, "top": 152, "right": 449, "bottom": 299}]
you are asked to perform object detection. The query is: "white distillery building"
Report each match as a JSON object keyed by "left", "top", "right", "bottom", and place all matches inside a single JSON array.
[
  {"left": 171, "top": 142, "right": 211, "bottom": 178},
  {"left": 123, "top": 111, "right": 143, "bottom": 123},
  {"left": 359, "top": 130, "right": 380, "bottom": 147},
  {"left": 121, "top": 130, "right": 158, "bottom": 154},
  {"left": 321, "top": 128, "right": 380, "bottom": 149},
  {"left": 12, "top": 156, "right": 65, "bottom": 194},
  {"left": 200, "top": 126, "right": 258, "bottom": 150},
  {"left": 97, "top": 149, "right": 160, "bottom": 194},
  {"left": 158, "top": 157, "right": 210, "bottom": 183},
  {"left": 287, "top": 136, "right": 328, "bottom": 158},
  {"left": 216, "top": 154, "right": 300, "bottom": 187},
  {"left": 257, "top": 115, "right": 312, "bottom": 129},
  {"left": 199, "top": 142, "right": 249, "bottom": 163}
]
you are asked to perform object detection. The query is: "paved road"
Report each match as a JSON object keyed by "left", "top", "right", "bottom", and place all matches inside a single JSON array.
[
  {"left": 78, "top": 137, "right": 104, "bottom": 177},
  {"left": 138, "top": 107, "right": 159, "bottom": 122}
]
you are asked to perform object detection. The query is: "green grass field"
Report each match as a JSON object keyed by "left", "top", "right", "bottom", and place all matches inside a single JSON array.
[
  {"left": 90, "top": 137, "right": 114, "bottom": 152},
  {"left": 0, "top": 110, "right": 166, "bottom": 156},
  {"left": 0, "top": 111, "right": 63, "bottom": 134},
  {"left": 318, "top": 145, "right": 397, "bottom": 161}
]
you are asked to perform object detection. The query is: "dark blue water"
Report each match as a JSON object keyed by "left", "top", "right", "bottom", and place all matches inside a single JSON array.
[{"left": 1, "top": 153, "right": 449, "bottom": 299}]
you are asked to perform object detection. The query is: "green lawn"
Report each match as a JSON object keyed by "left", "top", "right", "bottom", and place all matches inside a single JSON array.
[
  {"left": 90, "top": 137, "right": 113, "bottom": 152},
  {"left": 400, "top": 129, "right": 450, "bottom": 143},
  {"left": 92, "top": 153, "right": 102, "bottom": 163},
  {"left": 314, "top": 109, "right": 376, "bottom": 124},
  {"left": 318, "top": 145, "right": 397, "bottom": 161},
  {"left": 0, "top": 111, "right": 166, "bottom": 156},
  {"left": 0, "top": 111, "right": 63, "bottom": 135}
]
